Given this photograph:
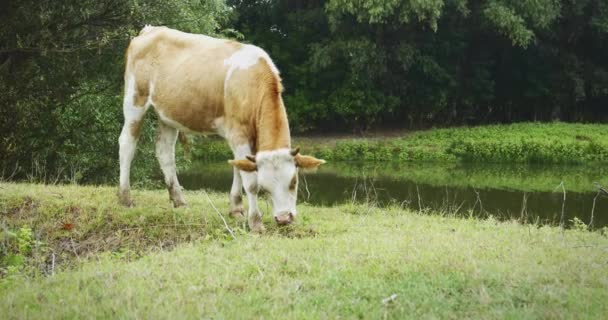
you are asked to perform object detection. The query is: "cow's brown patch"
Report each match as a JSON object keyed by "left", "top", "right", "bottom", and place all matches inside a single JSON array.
[
  {"left": 130, "top": 120, "right": 143, "bottom": 137},
  {"left": 248, "top": 59, "right": 291, "bottom": 151}
]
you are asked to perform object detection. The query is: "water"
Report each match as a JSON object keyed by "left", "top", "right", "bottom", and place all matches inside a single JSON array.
[{"left": 179, "top": 161, "right": 608, "bottom": 228}]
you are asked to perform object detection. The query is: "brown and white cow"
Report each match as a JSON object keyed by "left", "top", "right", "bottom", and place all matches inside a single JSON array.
[{"left": 118, "top": 26, "right": 325, "bottom": 232}]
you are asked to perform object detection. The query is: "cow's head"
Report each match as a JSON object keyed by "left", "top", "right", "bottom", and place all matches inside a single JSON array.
[{"left": 229, "top": 148, "right": 325, "bottom": 225}]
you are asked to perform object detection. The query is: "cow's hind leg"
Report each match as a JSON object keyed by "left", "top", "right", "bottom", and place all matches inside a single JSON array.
[
  {"left": 118, "top": 85, "right": 148, "bottom": 206},
  {"left": 229, "top": 167, "right": 245, "bottom": 219},
  {"left": 156, "top": 121, "right": 187, "bottom": 207}
]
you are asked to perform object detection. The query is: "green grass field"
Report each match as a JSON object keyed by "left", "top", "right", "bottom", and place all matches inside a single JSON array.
[
  {"left": 191, "top": 122, "right": 608, "bottom": 164},
  {"left": 1, "top": 183, "right": 607, "bottom": 318}
]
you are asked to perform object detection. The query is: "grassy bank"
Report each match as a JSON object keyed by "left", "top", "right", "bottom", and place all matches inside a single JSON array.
[
  {"left": 191, "top": 122, "right": 608, "bottom": 164},
  {"left": 1, "top": 183, "right": 608, "bottom": 318}
]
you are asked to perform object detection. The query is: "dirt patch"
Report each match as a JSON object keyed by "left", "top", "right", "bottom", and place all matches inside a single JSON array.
[
  {"left": 575, "top": 135, "right": 592, "bottom": 141},
  {"left": 3, "top": 196, "right": 38, "bottom": 216},
  {"left": 276, "top": 225, "right": 319, "bottom": 239}
]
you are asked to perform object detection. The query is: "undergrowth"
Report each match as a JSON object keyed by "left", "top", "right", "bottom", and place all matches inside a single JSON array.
[{"left": 191, "top": 123, "right": 608, "bottom": 164}]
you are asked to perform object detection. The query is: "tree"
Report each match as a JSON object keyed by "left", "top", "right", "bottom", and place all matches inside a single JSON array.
[
  {"left": 231, "top": 0, "right": 608, "bottom": 131},
  {"left": 0, "top": 0, "right": 233, "bottom": 183}
]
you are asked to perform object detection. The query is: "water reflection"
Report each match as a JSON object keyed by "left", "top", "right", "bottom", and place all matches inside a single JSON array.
[{"left": 179, "top": 162, "right": 608, "bottom": 228}]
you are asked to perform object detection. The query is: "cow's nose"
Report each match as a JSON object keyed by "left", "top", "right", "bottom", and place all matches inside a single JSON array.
[{"left": 274, "top": 212, "right": 294, "bottom": 226}]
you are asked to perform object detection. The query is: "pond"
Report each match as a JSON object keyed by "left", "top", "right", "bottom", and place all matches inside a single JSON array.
[{"left": 179, "top": 161, "right": 608, "bottom": 228}]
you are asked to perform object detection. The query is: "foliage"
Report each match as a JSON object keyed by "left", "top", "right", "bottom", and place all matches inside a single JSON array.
[
  {"left": 232, "top": 0, "right": 608, "bottom": 132},
  {"left": 0, "top": 0, "right": 233, "bottom": 184},
  {"left": 190, "top": 136, "right": 233, "bottom": 161},
  {"left": 0, "top": 225, "right": 43, "bottom": 277},
  {"left": 190, "top": 123, "right": 608, "bottom": 165},
  {"left": 1, "top": 182, "right": 607, "bottom": 318}
]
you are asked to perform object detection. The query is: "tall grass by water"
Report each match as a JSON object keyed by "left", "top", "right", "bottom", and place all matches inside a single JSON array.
[{"left": 191, "top": 123, "right": 608, "bottom": 164}]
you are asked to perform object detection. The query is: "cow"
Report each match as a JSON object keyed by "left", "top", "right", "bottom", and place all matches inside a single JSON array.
[{"left": 118, "top": 26, "right": 325, "bottom": 232}]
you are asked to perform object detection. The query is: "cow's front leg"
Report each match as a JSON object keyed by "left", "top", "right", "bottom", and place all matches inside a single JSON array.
[
  {"left": 241, "top": 170, "right": 264, "bottom": 233},
  {"left": 229, "top": 167, "right": 245, "bottom": 219}
]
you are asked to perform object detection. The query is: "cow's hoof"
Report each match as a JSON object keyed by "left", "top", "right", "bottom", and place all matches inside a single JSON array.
[
  {"left": 118, "top": 192, "right": 134, "bottom": 207},
  {"left": 250, "top": 223, "right": 266, "bottom": 234},
  {"left": 249, "top": 213, "right": 265, "bottom": 233},
  {"left": 120, "top": 200, "right": 135, "bottom": 208},
  {"left": 173, "top": 200, "right": 188, "bottom": 208},
  {"left": 229, "top": 208, "right": 245, "bottom": 220}
]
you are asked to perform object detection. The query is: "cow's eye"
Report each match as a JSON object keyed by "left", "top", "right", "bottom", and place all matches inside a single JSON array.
[
  {"left": 258, "top": 187, "right": 269, "bottom": 196},
  {"left": 289, "top": 175, "right": 297, "bottom": 191}
]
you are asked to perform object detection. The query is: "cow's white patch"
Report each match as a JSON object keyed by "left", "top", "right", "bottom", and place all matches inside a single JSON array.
[
  {"left": 255, "top": 148, "right": 292, "bottom": 164},
  {"left": 140, "top": 25, "right": 155, "bottom": 35},
  {"left": 123, "top": 75, "right": 149, "bottom": 118},
  {"left": 146, "top": 81, "right": 155, "bottom": 106},
  {"left": 119, "top": 74, "right": 149, "bottom": 194},
  {"left": 223, "top": 44, "right": 280, "bottom": 90},
  {"left": 224, "top": 45, "right": 264, "bottom": 70},
  {"left": 212, "top": 117, "right": 227, "bottom": 138},
  {"left": 234, "top": 144, "right": 253, "bottom": 160},
  {"left": 254, "top": 148, "right": 298, "bottom": 217}
]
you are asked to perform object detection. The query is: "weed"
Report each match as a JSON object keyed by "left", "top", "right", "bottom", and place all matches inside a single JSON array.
[
  {"left": 0, "top": 226, "right": 45, "bottom": 276},
  {"left": 570, "top": 217, "right": 588, "bottom": 231}
]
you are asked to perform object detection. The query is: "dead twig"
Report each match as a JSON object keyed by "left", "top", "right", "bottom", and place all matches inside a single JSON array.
[
  {"left": 452, "top": 200, "right": 466, "bottom": 216},
  {"left": 0, "top": 162, "right": 20, "bottom": 181},
  {"left": 382, "top": 293, "right": 398, "bottom": 305},
  {"left": 416, "top": 184, "right": 423, "bottom": 212},
  {"left": 593, "top": 182, "right": 608, "bottom": 197},
  {"left": 590, "top": 189, "right": 600, "bottom": 229},
  {"left": 51, "top": 252, "right": 56, "bottom": 276},
  {"left": 203, "top": 190, "right": 236, "bottom": 239},
  {"left": 70, "top": 238, "right": 81, "bottom": 262},
  {"left": 472, "top": 188, "right": 483, "bottom": 217},
  {"left": 553, "top": 182, "right": 566, "bottom": 229},
  {"left": 520, "top": 192, "right": 528, "bottom": 223},
  {"left": 300, "top": 173, "right": 311, "bottom": 201}
]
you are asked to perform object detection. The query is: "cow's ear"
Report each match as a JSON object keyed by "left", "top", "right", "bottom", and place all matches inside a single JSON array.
[
  {"left": 228, "top": 159, "right": 257, "bottom": 172},
  {"left": 295, "top": 154, "right": 326, "bottom": 171}
]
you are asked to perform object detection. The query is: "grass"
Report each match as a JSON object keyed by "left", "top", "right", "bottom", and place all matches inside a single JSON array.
[
  {"left": 1, "top": 182, "right": 608, "bottom": 319},
  {"left": 190, "top": 122, "right": 608, "bottom": 164}
]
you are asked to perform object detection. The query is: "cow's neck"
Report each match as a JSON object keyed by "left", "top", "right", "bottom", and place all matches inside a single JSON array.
[{"left": 256, "top": 95, "right": 291, "bottom": 152}]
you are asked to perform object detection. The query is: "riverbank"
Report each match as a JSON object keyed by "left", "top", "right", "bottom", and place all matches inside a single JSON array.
[
  {"left": 1, "top": 183, "right": 607, "bottom": 318},
  {"left": 191, "top": 122, "right": 608, "bottom": 164}
]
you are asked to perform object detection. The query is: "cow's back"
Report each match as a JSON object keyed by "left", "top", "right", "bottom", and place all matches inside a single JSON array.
[{"left": 125, "top": 27, "right": 244, "bottom": 133}]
